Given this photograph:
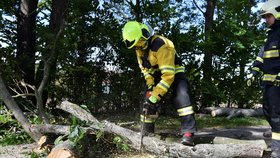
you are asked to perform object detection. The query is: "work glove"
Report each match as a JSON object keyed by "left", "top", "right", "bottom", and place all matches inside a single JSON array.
[{"left": 246, "top": 73, "right": 255, "bottom": 86}]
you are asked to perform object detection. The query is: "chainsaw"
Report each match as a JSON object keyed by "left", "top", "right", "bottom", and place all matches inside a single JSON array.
[
  {"left": 140, "top": 90, "right": 151, "bottom": 152},
  {"left": 140, "top": 106, "right": 147, "bottom": 152},
  {"left": 140, "top": 90, "right": 159, "bottom": 152}
]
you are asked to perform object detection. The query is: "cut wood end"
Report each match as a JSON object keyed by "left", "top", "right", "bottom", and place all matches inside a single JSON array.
[
  {"left": 35, "top": 135, "right": 53, "bottom": 153},
  {"left": 47, "top": 148, "right": 74, "bottom": 158},
  {"left": 37, "top": 136, "right": 47, "bottom": 150}
]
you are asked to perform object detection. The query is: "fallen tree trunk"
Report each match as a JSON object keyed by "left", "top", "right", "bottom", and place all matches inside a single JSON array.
[
  {"left": 103, "top": 121, "right": 264, "bottom": 158},
  {"left": 211, "top": 107, "right": 264, "bottom": 119},
  {"left": 44, "top": 100, "right": 265, "bottom": 158}
]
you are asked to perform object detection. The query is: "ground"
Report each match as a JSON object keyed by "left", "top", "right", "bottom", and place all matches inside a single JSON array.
[
  {"left": 0, "top": 143, "right": 37, "bottom": 158},
  {"left": 0, "top": 125, "right": 272, "bottom": 158}
]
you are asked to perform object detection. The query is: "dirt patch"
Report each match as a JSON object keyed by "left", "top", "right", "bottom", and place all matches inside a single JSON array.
[{"left": 0, "top": 143, "right": 36, "bottom": 158}]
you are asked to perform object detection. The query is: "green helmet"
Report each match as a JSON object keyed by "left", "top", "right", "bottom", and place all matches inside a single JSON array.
[
  {"left": 260, "top": 0, "right": 280, "bottom": 19},
  {"left": 122, "top": 21, "right": 151, "bottom": 49}
]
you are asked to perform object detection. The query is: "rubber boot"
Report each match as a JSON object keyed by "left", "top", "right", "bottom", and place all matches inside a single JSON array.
[{"left": 181, "top": 132, "right": 194, "bottom": 146}]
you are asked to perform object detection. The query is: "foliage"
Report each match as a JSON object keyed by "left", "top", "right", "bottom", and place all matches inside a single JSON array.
[
  {"left": 0, "top": 105, "right": 13, "bottom": 125},
  {"left": 26, "top": 151, "right": 48, "bottom": 158},
  {"left": 52, "top": 115, "right": 130, "bottom": 155},
  {"left": 113, "top": 136, "right": 130, "bottom": 152},
  {"left": 0, "top": 105, "right": 33, "bottom": 146},
  {"left": 0, "top": 130, "right": 32, "bottom": 146},
  {"left": 53, "top": 116, "right": 86, "bottom": 147},
  {"left": 68, "top": 125, "right": 85, "bottom": 146}
]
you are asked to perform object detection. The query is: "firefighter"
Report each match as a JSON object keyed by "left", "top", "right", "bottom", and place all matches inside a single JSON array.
[
  {"left": 247, "top": 0, "right": 280, "bottom": 157},
  {"left": 122, "top": 21, "right": 197, "bottom": 146}
]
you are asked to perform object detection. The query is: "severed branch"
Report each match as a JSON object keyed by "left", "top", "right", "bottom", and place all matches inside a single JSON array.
[
  {"left": 9, "top": 79, "right": 35, "bottom": 98},
  {"left": 34, "top": 124, "right": 97, "bottom": 136},
  {"left": 9, "top": 79, "right": 49, "bottom": 123}
]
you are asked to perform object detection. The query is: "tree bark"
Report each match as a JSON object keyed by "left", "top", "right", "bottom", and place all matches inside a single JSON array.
[
  {"left": 35, "top": 0, "right": 69, "bottom": 124},
  {"left": 16, "top": 0, "right": 38, "bottom": 85},
  {"left": 211, "top": 107, "right": 264, "bottom": 119},
  {"left": 47, "top": 101, "right": 264, "bottom": 158},
  {"left": 201, "top": 0, "right": 217, "bottom": 107}
]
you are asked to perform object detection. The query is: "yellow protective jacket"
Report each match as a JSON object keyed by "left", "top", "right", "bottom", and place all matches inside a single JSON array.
[{"left": 136, "top": 35, "right": 184, "bottom": 101}]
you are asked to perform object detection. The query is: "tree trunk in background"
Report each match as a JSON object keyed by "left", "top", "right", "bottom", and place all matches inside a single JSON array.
[
  {"left": 35, "top": 0, "right": 69, "bottom": 87},
  {"left": 237, "top": 1, "right": 255, "bottom": 108},
  {"left": 16, "top": 0, "right": 38, "bottom": 85},
  {"left": 34, "top": 0, "right": 69, "bottom": 123},
  {"left": 128, "top": 0, "right": 143, "bottom": 22},
  {"left": 201, "top": 0, "right": 217, "bottom": 107}
]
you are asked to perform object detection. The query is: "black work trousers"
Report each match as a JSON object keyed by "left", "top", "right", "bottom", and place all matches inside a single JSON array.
[
  {"left": 172, "top": 73, "right": 196, "bottom": 134},
  {"left": 263, "top": 85, "right": 280, "bottom": 133},
  {"left": 263, "top": 85, "right": 280, "bottom": 156}
]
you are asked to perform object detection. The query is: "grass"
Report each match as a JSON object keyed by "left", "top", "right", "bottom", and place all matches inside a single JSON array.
[
  {"left": 195, "top": 115, "right": 269, "bottom": 129},
  {"left": 0, "top": 130, "right": 33, "bottom": 146},
  {"left": 155, "top": 115, "right": 269, "bottom": 130},
  {"left": 100, "top": 112, "right": 269, "bottom": 131}
]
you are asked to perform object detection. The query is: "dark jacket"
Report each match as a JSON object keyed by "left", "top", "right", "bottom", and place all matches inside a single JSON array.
[{"left": 251, "top": 20, "right": 280, "bottom": 85}]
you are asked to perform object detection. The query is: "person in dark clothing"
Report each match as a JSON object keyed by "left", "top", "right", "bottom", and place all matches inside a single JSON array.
[
  {"left": 247, "top": 1, "right": 280, "bottom": 157},
  {"left": 122, "top": 21, "right": 197, "bottom": 146}
]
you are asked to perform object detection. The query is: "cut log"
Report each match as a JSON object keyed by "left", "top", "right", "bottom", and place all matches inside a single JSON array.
[
  {"left": 49, "top": 100, "right": 264, "bottom": 158},
  {"left": 213, "top": 136, "right": 267, "bottom": 150},
  {"left": 47, "top": 140, "right": 75, "bottom": 158},
  {"left": 211, "top": 107, "right": 264, "bottom": 119},
  {"left": 35, "top": 135, "right": 54, "bottom": 153}
]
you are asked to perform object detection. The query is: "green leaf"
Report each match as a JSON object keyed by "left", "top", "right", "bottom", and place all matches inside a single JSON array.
[{"left": 54, "top": 135, "right": 65, "bottom": 145}]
